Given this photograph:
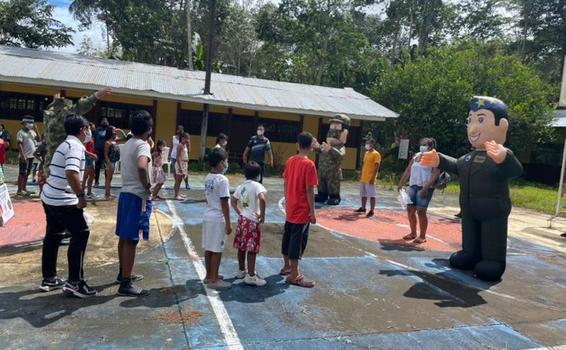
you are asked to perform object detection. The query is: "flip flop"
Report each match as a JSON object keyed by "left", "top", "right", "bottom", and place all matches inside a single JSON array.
[
  {"left": 413, "top": 237, "right": 427, "bottom": 244},
  {"left": 204, "top": 275, "right": 224, "bottom": 284},
  {"left": 286, "top": 275, "right": 315, "bottom": 288},
  {"left": 279, "top": 268, "right": 291, "bottom": 276},
  {"left": 402, "top": 233, "right": 417, "bottom": 240}
]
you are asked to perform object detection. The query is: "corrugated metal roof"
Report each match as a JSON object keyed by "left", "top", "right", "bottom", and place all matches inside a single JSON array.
[
  {"left": 552, "top": 109, "right": 566, "bottom": 128},
  {"left": 0, "top": 46, "right": 398, "bottom": 121}
]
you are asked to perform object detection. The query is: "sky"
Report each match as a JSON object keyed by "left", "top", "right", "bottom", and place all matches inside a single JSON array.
[{"left": 48, "top": 0, "right": 106, "bottom": 53}]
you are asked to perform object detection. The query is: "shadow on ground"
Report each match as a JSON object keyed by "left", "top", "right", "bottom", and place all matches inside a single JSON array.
[
  {"left": 0, "top": 283, "right": 202, "bottom": 328},
  {"left": 379, "top": 258, "right": 501, "bottom": 308}
]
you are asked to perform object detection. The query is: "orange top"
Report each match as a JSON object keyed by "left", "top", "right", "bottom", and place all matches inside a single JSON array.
[
  {"left": 283, "top": 155, "right": 318, "bottom": 224},
  {"left": 360, "top": 149, "right": 381, "bottom": 183}
]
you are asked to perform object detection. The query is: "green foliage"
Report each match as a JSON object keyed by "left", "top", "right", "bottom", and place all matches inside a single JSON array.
[
  {"left": 0, "top": 0, "right": 74, "bottom": 48},
  {"left": 511, "top": 0, "right": 566, "bottom": 83},
  {"left": 255, "top": 0, "right": 376, "bottom": 89},
  {"left": 372, "top": 43, "right": 556, "bottom": 159}
]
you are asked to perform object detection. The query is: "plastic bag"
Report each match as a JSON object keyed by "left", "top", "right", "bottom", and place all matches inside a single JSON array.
[
  {"left": 397, "top": 188, "right": 413, "bottom": 209},
  {"left": 83, "top": 212, "right": 94, "bottom": 225}
]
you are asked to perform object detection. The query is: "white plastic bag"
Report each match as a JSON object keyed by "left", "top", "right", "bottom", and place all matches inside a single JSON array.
[
  {"left": 83, "top": 211, "right": 94, "bottom": 225},
  {"left": 397, "top": 188, "right": 413, "bottom": 209}
]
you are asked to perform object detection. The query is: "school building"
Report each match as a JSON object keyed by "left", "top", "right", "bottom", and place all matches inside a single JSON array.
[{"left": 0, "top": 46, "right": 398, "bottom": 170}]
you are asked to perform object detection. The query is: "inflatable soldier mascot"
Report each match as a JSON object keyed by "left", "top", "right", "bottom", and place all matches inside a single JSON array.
[
  {"left": 315, "top": 114, "right": 351, "bottom": 205},
  {"left": 421, "top": 96, "right": 523, "bottom": 281}
]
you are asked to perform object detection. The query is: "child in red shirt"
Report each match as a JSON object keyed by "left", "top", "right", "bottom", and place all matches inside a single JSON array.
[
  {"left": 0, "top": 137, "right": 8, "bottom": 172},
  {"left": 281, "top": 132, "right": 318, "bottom": 288}
]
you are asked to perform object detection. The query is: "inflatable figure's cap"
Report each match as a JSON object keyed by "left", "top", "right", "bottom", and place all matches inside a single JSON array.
[
  {"left": 469, "top": 96, "right": 508, "bottom": 125},
  {"left": 329, "top": 114, "right": 351, "bottom": 128}
]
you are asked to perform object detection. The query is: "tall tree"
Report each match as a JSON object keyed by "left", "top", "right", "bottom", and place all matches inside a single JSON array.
[
  {"left": 510, "top": 0, "right": 566, "bottom": 83},
  {"left": 255, "top": 0, "right": 372, "bottom": 87},
  {"left": 0, "top": 0, "right": 74, "bottom": 48},
  {"left": 374, "top": 0, "right": 455, "bottom": 61}
]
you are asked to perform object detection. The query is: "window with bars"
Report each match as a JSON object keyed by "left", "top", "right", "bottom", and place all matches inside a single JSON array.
[
  {"left": 177, "top": 109, "right": 302, "bottom": 143},
  {"left": 0, "top": 92, "right": 51, "bottom": 122},
  {"left": 99, "top": 102, "right": 151, "bottom": 129}
]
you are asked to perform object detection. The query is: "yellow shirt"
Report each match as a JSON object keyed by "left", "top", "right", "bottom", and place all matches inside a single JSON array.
[{"left": 360, "top": 149, "right": 381, "bottom": 183}]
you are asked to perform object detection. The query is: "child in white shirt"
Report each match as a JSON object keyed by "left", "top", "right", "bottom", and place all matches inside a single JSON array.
[
  {"left": 202, "top": 148, "right": 232, "bottom": 290},
  {"left": 231, "top": 161, "right": 267, "bottom": 286}
]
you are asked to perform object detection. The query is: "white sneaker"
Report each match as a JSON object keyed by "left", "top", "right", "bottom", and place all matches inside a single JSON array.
[
  {"left": 235, "top": 270, "right": 246, "bottom": 279},
  {"left": 207, "top": 279, "right": 232, "bottom": 290},
  {"left": 244, "top": 274, "right": 267, "bottom": 287}
]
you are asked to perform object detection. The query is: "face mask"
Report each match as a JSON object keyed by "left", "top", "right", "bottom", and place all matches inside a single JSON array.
[
  {"left": 25, "top": 123, "right": 34, "bottom": 129},
  {"left": 365, "top": 144, "right": 371, "bottom": 151},
  {"left": 256, "top": 175, "right": 261, "bottom": 182},
  {"left": 220, "top": 141, "right": 227, "bottom": 147},
  {"left": 84, "top": 129, "right": 92, "bottom": 144},
  {"left": 222, "top": 161, "right": 229, "bottom": 175},
  {"left": 257, "top": 130, "right": 264, "bottom": 137},
  {"left": 419, "top": 145, "right": 429, "bottom": 153}
]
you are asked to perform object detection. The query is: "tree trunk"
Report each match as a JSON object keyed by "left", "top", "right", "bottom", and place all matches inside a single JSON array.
[{"left": 186, "top": 0, "right": 193, "bottom": 70}]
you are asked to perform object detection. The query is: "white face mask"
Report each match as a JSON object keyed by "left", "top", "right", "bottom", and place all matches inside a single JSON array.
[
  {"left": 84, "top": 129, "right": 92, "bottom": 144},
  {"left": 365, "top": 144, "right": 372, "bottom": 151},
  {"left": 220, "top": 141, "right": 227, "bottom": 147},
  {"left": 419, "top": 145, "right": 429, "bottom": 153},
  {"left": 25, "top": 123, "right": 34, "bottom": 129},
  {"left": 257, "top": 129, "right": 264, "bottom": 137}
]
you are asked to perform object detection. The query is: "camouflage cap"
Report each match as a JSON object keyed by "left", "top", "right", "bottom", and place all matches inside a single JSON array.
[{"left": 329, "top": 114, "right": 351, "bottom": 127}]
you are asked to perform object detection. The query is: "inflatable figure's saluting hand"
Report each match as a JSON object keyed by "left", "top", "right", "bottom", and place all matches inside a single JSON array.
[{"left": 485, "top": 140, "right": 507, "bottom": 164}]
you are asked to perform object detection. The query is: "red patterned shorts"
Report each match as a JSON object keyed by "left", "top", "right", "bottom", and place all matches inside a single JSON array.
[{"left": 233, "top": 215, "right": 261, "bottom": 253}]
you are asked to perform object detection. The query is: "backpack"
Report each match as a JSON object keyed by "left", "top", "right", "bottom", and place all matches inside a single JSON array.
[
  {"left": 108, "top": 144, "right": 120, "bottom": 163},
  {"left": 434, "top": 171, "right": 451, "bottom": 190}
]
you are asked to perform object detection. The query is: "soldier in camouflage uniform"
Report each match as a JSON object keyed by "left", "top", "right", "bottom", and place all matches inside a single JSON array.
[
  {"left": 44, "top": 87, "right": 112, "bottom": 176},
  {"left": 315, "top": 114, "right": 351, "bottom": 205}
]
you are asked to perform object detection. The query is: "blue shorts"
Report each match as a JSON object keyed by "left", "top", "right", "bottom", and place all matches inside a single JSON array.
[
  {"left": 407, "top": 185, "right": 434, "bottom": 209},
  {"left": 85, "top": 158, "right": 94, "bottom": 167},
  {"left": 115, "top": 192, "right": 152, "bottom": 241}
]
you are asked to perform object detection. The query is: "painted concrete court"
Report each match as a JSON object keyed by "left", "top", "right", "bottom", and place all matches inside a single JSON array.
[{"left": 0, "top": 174, "right": 565, "bottom": 349}]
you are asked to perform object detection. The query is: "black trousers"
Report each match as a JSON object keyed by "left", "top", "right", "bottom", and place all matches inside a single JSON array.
[
  {"left": 41, "top": 203, "right": 90, "bottom": 282},
  {"left": 450, "top": 208, "right": 508, "bottom": 281},
  {"left": 258, "top": 162, "right": 265, "bottom": 183},
  {"left": 281, "top": 222, "right": 310, "bottom": 260},
  {"left": 94, "top": 148, "right": 104, "bottom": 184}
]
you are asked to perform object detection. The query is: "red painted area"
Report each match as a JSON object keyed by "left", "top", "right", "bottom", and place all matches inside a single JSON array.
[
  {"left": 316, "top": 208, "right": 462, "bottom": 252},
  {"left": 0, "top": 200, "right": 45, "bottom": 247}
]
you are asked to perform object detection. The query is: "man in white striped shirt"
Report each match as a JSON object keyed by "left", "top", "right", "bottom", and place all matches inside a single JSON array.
[{"left": 39, "top": 115, "right": 96, "bottom": 298}]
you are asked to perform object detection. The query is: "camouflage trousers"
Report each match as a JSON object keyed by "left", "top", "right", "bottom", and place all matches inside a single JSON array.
[{"left": 318, "top": 169, "right": 341, "bottom": 198}]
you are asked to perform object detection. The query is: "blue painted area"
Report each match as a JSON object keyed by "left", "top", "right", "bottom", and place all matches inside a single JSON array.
[
  {"left": 150, "top": 193, "right": 550, "bottom": 349},
  {"left": 408, "top": 256, "right": 499, "bottom": 292},
  {"left": 243, "top": 323, "right": 541, "bottom": 350},
  {"left": 167, "top": 191, "right": 287, "bottom": 224},
  {"left": 544, "top": 318, "right": 566, "bottom": 332},
  {"left": 506, "top": 255, "right": 566, "bottom": 294},
  {"left": 163, "top": 189, "right": 402, "bottom": 225},
  {"left": 315, "top": 193, "right": 401, "bottom": 211},
  {"left": 218, "top": 255, "right": 471, "bottom": 343}
]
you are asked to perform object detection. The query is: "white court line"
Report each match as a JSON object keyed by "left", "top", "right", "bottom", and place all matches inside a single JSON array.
[{"left": 165, "top": 200, "right": 243, "bottom": 350}]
